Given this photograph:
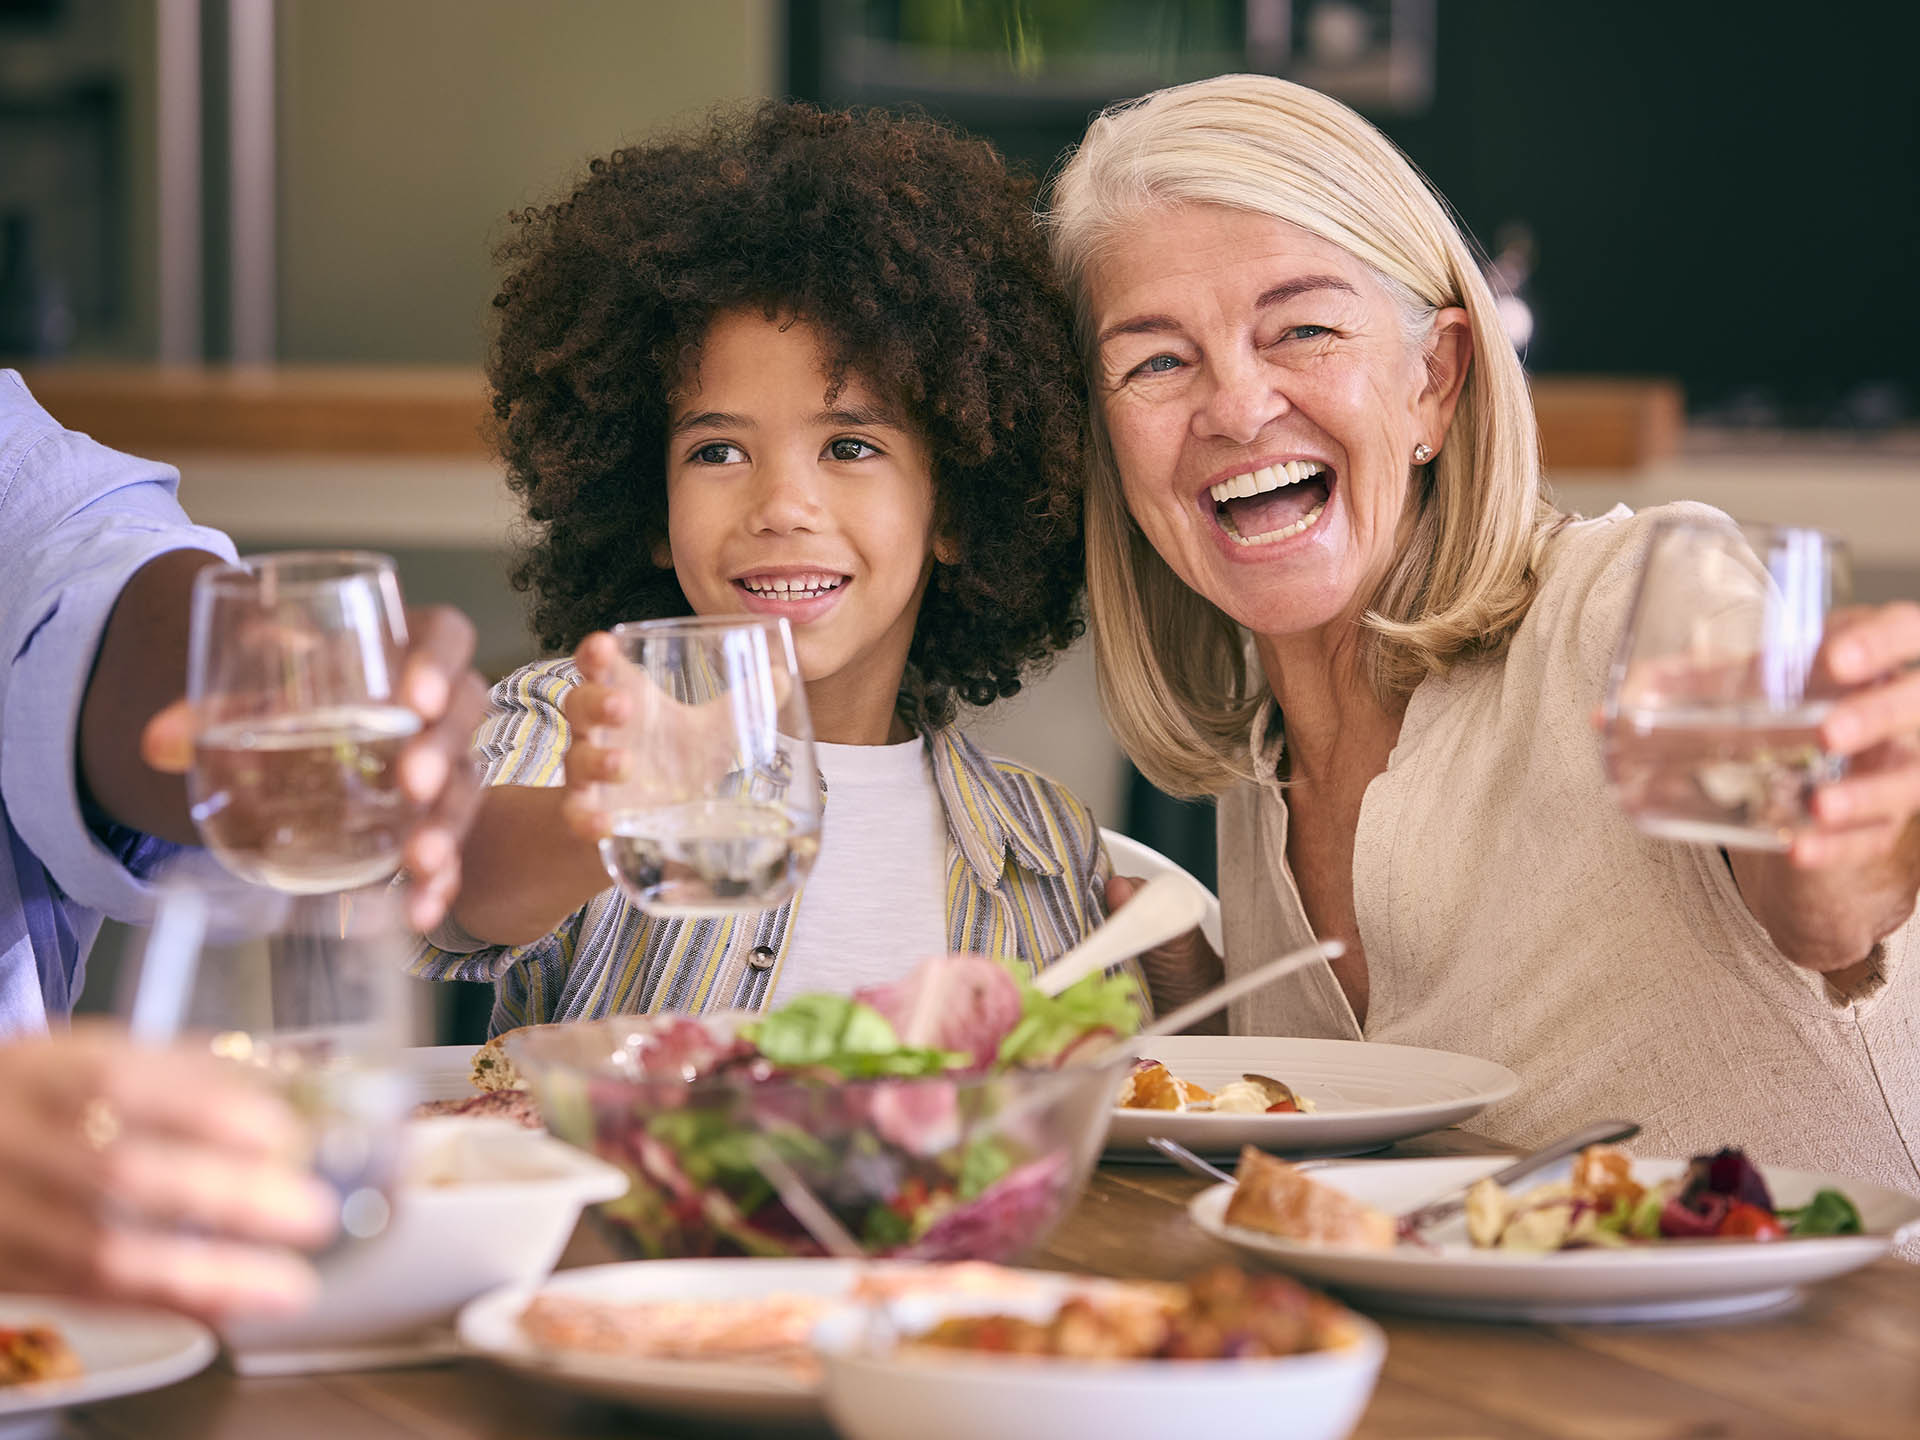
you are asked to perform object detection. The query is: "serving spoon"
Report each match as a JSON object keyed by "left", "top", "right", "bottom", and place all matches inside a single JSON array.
[{"left": 1033, "top": 871, "right": 1211, "bottom": 998}]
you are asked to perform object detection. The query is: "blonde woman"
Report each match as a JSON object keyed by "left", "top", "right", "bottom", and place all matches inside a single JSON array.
[{"left": 1049, "top": 75, "right": 1920, "bottom": 1192}]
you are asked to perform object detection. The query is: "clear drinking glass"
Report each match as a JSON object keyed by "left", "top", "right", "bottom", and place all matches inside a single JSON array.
[
  {"left": 594, "top": 616, "right": 822, "bottom": 915},
  {"left": 126, "top": 853, "right": 422, "bottom": 1247},
  {"left": 187, "top": 550, "right": 420, "bottom": 893},
  {"left": 1601, "top": 517, "right": 1852, "bottom": 850}
]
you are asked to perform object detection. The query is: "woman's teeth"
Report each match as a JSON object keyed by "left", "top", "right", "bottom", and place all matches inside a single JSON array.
[
  {"left": 1210, "top": 460, "right": 1331, "bottom": 545},
  {"left": 739, "top": 574, "right": 845, "bottom": 600},
  {"left": 1223, "top": 499, "right": 1325, "bottom": 546},
  {"left": 1207, "top": 459, "right": 1326, "bottom": 504}
]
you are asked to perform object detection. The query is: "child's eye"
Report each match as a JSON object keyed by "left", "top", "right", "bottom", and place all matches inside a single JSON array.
[
  {"left": 825, "top": 437, "right": 879, "bottom": 461},
  {"left": 691, "top": 441, "right": 745, "bottom": 465}
]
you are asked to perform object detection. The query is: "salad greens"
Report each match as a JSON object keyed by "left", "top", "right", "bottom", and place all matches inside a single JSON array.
[
  {"left": 553, "top": 951, "right": 1145, "bottom": 1263},
  {"left": 738, "top": 994, "right": 962, "bottom": 1077},
  {"left": 1779, "top": 1188, "right": 1864, "bottom": 1237},
  {"left": 997, "top": 969, "right": 1145, "bottom": 1069},
  {"left": 744, "top": 956, "right": 1145, "bottom": 1081}
]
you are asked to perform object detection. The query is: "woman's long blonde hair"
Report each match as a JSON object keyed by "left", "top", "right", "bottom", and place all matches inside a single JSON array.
[{"left": 1044, "top": 74, "right": 1564, "bottom": 797}]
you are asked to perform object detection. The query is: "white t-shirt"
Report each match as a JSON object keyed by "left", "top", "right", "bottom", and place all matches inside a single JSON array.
[{"left": 775, "top": 737, "right": 950, "bottom": 995}]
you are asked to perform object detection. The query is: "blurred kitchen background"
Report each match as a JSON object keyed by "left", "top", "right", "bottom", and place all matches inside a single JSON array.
[{"left": 6, "top": 1, "right": 1917, "bottom": 1027}]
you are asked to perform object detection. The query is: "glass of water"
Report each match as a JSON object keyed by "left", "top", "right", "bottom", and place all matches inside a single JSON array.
[
  {"left": 187, "top": 551, "right": 421, "bottom": 893},
  {"left": 594, "top": 616, "right": 822, "bottom": 915},
  {"left": 126, "top": 852, "right": 422, "bottom": 1249},
  {"left": 1601, "top": 517, "right": 1852, "bottom": 851}
]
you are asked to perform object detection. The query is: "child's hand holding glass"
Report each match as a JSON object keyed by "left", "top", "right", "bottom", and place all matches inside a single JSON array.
[{"left": 562, "top": 619, "right": 821, "bottom": 915}]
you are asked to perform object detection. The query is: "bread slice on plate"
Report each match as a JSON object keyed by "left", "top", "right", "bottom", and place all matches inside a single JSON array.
[
  {"left": 470, "top": 1028, "right": 530, "bottom": 1093},
  {"left": 1223, "top": 1146, "right": 1396, "bottom": 1251}
]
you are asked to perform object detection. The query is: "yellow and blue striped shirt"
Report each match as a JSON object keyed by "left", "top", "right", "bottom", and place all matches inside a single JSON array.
[{"left": 412, "top": 659, "right": 1122, "bottom": 1035}]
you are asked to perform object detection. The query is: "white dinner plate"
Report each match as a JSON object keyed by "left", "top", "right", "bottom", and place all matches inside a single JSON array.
[
  {"left": 402, "top": 1043, "right": 481, "bottom": 1103},
  {"left": 1107, "top": 1036, "right": 1519, "bottom": 1160},
  {"left": 1189, "top": 1155, "right": 1920, "bottom": 1323},
  {"left": 459, "top": 1258, "right": 888, "bottom": 1424},
  {"left": 0, "top": 1296, "right": 216, "bottom": 1436}
]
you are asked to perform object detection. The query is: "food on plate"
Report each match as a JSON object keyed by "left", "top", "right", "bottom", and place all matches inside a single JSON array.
[
  {"left": 411, "top": 1088, "right": 544, "bottom": 1128},
  {"left": 1465, "top": 1145, "right": 1865, "bottom": 1252},
  {"left": 0, "top": 1324, "right": 82, "bottom": 1385},
  {"left": 521, "top": 1291, "right": 831, "bottom": 1373},
  {"left": 1115, "top": 1061, "right": 1313, "bottom": 1115},
  {"left": 515, "top": 952, "right": 1144, "bottom": 1261},
  {"left": 907, "top": 1267, "right": 1359, "bottom": 1361},
  {"left": 470, "top": 1029, "right": 530, "bottom": 1093},
  {"left": 518, "top": 1262, "right": 1054, "bottom": 1378},
  {"left": 1223, "top": 1147, "right": 1395, "bottom": 1251},
  {"left": 410, "top": 1026, "right": 542, "bottom": 1126}
]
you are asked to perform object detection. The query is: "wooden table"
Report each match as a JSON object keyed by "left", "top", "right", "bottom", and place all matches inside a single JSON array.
[{"left": 60, "top": 1139, "right": 1920, "bottom": 1440}]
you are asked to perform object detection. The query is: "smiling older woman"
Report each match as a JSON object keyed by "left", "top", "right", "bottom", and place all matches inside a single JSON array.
[{"left": 1052, "top": 75, "right": 1920, "bottom": 1193}]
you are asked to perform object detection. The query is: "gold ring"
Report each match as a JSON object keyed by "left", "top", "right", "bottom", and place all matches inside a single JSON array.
[{"left": 79, "top": 1097, "right": 122, "bottom": 1153}]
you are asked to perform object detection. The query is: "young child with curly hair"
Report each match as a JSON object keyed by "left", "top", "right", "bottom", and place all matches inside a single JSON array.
[{"left": 414, "top": 103, "right": 1122, "bottom": 1032}]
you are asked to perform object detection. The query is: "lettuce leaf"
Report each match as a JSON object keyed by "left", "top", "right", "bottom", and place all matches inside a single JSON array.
[
  {"left": 1778, "top": 1188, "right": 1863, "bottom": 1236},
  {"left": 996, "top": 968, "right": 1145, "bottom": 1069},
  {"left": 739, "top": 993, "right": 963, "bottom": 1078}
]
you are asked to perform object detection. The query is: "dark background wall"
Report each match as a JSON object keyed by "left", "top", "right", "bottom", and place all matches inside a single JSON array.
[
  {"left": 795, "top": 0, "right": 1920, "bottom": 426},
  {"left": 1381, "top": 3, "right": 1918, "bottom": 422}
]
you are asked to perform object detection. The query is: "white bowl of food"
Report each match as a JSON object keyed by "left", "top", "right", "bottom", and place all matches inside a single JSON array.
[
  {"left": 813, "top": 1266, "right": 1384, "bottom": 1440},
  {"left": 218, "top": 1117, "right": 626, "bottom": 1370}
]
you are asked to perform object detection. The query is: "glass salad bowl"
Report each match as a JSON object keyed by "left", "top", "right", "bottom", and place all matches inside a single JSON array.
[{"left": 507, "top": 1012, "right": 1126, "bottom": 1263}]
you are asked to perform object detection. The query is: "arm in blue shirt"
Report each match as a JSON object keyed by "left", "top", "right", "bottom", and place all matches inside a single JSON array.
[{"left": 0, "top": 370, "right": 238, "bottom": 1030}]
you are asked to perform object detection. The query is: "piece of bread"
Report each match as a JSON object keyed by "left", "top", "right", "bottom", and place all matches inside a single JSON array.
[
  {"left": 469, "top": 1028, "right": 529, "bottom": 1093},
  {"left": 0, "top": 1325, "right": 82, "bottom": 1384},
  {"left": 1224, "top": 1146, "right": 1396, "bottom": 1250}
]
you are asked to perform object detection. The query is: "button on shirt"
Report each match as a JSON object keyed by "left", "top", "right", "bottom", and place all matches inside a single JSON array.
[{"left": 0, "top": 371, "right": 236, "bottom": 1034}]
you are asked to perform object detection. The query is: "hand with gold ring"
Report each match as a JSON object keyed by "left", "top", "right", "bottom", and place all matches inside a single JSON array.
[{"left": 0, "top": 1021, "right": 337, "bottom": 1320}]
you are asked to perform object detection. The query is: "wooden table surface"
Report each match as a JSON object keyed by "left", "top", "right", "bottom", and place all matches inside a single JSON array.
[{"left": 60, "top": 1134, "right": 1920, "bottom": 1440}]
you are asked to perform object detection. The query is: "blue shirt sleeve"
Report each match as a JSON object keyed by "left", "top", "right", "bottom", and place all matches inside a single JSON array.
[{"left": 0, "top": 371, "right": 237, "bottom": 928}]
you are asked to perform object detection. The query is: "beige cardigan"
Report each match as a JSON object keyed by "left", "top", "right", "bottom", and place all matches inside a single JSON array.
[{"left": 1218, "top": 502, "right": 1920, "bottom": 1207}]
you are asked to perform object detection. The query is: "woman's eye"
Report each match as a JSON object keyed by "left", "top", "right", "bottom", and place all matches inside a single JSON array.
[
  {"left": 1131, "top": 353, "right": 1184, "bottom": 377},
  {"left": 692, "top": 442, "right": 744, "bottom": 465},
  {"left": 1282, "top": 324, "right": 1331, "bottom": 342},
  {"left": 826, "top": 437, "right": 878, "bottom": 461}
]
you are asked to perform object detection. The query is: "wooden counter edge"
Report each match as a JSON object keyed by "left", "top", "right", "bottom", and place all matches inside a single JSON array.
[{"left": 16, "top": 364, "right": 1684, "bottom": 471}]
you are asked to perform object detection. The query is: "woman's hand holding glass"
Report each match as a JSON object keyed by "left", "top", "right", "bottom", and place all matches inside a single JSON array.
[
  {"left": 1794, "top": 602, "right": 1920, "bottom": 867},
  {"left": 1604, "top": 519, "right": 1920, "bottom": 970},
  {"left": 1729, "top": 601, "right": 1920, "bottom": 972},
  {"left": 0, "top": 1023, "right": 335, "bottom": 1320}
]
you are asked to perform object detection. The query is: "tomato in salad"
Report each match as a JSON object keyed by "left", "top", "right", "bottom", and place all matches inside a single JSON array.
[{"left": 1716, "top": 1202, "right": 1785, "bottom": 1241}]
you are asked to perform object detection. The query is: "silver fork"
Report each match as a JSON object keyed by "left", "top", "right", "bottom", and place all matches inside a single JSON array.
[{"left": 1146, "top": 1135, "right": 1331, "bottom": 1181}]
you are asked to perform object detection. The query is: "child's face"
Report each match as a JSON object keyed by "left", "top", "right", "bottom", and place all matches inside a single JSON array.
[{"left": 665, "top": 309, "right": 940, "bottom": 744}]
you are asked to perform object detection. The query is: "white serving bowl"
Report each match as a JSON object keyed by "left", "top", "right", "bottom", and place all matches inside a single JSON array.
[
  {"left": 814, "top": 1275, "right": 1385, "bottom": 1440},
  {"left": 218, "top": 1117, "right": 626, "bottom": 1370}
]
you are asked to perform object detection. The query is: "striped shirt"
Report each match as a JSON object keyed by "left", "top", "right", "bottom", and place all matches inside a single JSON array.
[{"left": 412, "top": 659, "right": 1124, "bottom": 1035}]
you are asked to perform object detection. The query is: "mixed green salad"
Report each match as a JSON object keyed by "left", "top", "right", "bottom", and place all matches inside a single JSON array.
[
  {"left": 1464, "top": 1144, "right": 1867, "bottom": 1252},
  {"left": 545, "top": 953, "right": 1144, "bottom": 1261}
]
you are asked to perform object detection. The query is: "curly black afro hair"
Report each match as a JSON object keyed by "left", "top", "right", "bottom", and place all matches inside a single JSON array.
[{"left": 488, "top": 101, "right": 1088, "bottom": 727}]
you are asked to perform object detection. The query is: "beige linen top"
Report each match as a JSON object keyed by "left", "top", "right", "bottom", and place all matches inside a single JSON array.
[{"left": 1218, "top": 501, "right": 1920, "bottom": 1203}]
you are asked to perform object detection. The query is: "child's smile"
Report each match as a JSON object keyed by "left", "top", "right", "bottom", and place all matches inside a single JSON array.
[
  {"left": 666, "top": 309, "right": 941, "bottom": 745},
  {"left": 733, "top": 567, "right": 849, "bottom": 618}
]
